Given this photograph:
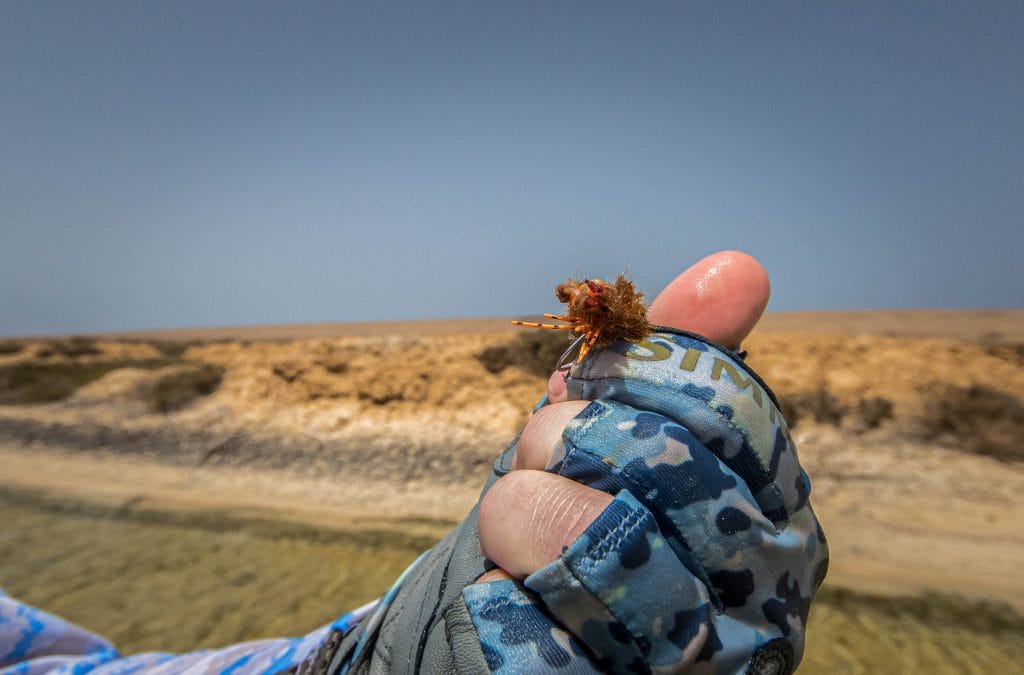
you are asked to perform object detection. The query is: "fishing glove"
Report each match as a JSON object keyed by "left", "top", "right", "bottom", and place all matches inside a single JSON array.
[{"left": 308, "top": 328, "right": 828, "bottom": 674}]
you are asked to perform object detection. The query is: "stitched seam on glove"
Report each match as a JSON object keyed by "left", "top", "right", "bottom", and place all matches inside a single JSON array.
[
  {"left": 576, "top": 505, "right": 646, "bottom": 571},
  {"left": 559, "top": 496, "right": 664, "bottom": 661}
]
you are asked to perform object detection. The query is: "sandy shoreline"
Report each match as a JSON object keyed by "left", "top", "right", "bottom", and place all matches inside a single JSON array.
[
  {"left": 0, "top": 444, "right": 475, "bottom": 544},
  {"left": 4, "top": 423, "right": 1024, "bottom": 612}
]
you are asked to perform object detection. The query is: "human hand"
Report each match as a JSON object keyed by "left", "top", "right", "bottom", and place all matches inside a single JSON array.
[
  {"left": 467, "top": 251, "right": 828, "bottom": 673},
  {"left": 323, "top": 251, "right": 826, "bottom": 675}
]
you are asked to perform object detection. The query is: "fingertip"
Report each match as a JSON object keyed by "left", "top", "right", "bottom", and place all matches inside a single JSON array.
[
  {"left": 474, "top": 568, "right": 515, "bottom": 584},
  {"left": 647, "top": 250, "right": 770, "bottom": 348},
  {"left": 546, "top": 370, "right": 568, "bottom": 402}
]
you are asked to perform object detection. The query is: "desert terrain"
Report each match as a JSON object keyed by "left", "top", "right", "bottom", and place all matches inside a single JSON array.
[{"left": 2, "top": 310, "right": 1023, "bottom": 673}]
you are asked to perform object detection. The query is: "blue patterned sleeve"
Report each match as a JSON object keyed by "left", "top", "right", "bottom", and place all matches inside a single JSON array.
[{"left": 0, "top": 589, "right": 355, "bottom": 675}]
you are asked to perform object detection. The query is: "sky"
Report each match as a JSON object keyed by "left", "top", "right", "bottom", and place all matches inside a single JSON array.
[{"left": 2, "top": 2, "right": 1022, "bottom": 336}]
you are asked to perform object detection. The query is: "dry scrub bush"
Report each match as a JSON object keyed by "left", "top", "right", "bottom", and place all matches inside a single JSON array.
[
  {"left": 0, "top": 341, "right": 24, "bottom": 355},
  {"left": 855, "top": 396, "right": 895, "bottom": 429},
  {"left": 0, "top": 340, "right": 225, "bottom": 411},
  {"left": 477, "top": 331, "right": 570, "bottom": 378},
  {"left": 778, "top": 389, "right": 894, "bottom": 431},
  {"left": 143, "top": 340, "right": 196, "bottom": 359},
  {"left": 778, "top": 388, "right": 847, "bottom": 428},
  {"left": 0, "top": 360, "right": 169, "bottom": 405},
  {"left": 36, "top": 336, "right": 102, "bottom": 359},
  {"left": 923, "top": 385, "right": 1024, "bottom": 462},
  {"left": 983, "top": 342, "right": 1024, "bottom": 367},
  {"left": 149, "top": 363, "right": 226, "bottom": 413}
]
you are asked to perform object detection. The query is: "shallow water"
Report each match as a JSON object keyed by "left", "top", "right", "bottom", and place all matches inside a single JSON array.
[
  {"left": 0, "top": 491, "right": 424, "bottom": 653},
  {"left": 2, "top": 490, "right": 1022, "bottom": 673}
]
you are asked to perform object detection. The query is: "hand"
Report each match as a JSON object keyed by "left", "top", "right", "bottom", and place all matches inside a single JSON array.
[
  {"left": 466, "top": 251, "right": 828, "bottom": 673},
  {"left": 325, "top": 251, "right": 826, "bottom": 675}
]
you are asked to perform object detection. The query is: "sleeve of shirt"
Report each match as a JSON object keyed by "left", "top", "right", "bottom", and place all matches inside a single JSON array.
[{"left": 0, "top": 589, "right": 336, "bottom": 675}]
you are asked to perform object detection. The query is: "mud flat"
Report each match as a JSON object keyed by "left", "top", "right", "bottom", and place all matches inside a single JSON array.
[{"left": 1, "top": 310, "right": 1023, "bottom": 671}]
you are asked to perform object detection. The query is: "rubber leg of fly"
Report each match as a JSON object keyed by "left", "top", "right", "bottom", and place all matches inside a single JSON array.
[
  {"left": 576, "top": 330, "right": 600, "bottom": 361},
  {"left": 543, "top": 314, "right": 577, "bottom": 322},
  {"left": 510, "top": 321, "right": 576, "bottom": 330}
]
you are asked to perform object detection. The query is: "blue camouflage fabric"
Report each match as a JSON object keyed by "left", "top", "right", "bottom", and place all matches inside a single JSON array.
[
  {"left": 462, "top": 581, "right": 598, "bottom": 674},
  {"left": 463, "top": 329, "right": 828, "bottom": 673},
  {"left": 0, "top": 589, "right": 367, "bottom": 674}
]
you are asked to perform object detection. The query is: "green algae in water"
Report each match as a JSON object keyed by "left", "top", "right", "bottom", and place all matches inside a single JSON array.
[
  {"left": 802, "top": 587, "right": 1024, "bottom": 674},
  {"left": 0, "top": 491, "right": 425, "bottom": 653},
  {"left": 2, "top": 490, "right": 1023, "bottom": 672}
]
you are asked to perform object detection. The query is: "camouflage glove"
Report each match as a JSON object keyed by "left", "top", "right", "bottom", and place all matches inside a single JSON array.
[
  {"left": 464, "top": 328, "right": 828, "bottom": 674},
  {"left": 318, "top": 328, "right": 827, "bottom": 674}
]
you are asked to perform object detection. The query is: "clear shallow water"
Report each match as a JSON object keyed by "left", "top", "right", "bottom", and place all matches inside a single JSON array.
[{"left": 2, "top": 490, "right": 1022, "bottom": 673}]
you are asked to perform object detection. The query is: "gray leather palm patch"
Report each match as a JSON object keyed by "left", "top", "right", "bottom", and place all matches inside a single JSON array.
[{"left": 330, "top": 442, "right": 516, "bottom": 673}]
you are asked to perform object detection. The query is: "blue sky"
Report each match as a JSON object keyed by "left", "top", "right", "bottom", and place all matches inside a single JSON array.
[{"left": 2, "top": 2, "right": 1021, "bottom": 336}]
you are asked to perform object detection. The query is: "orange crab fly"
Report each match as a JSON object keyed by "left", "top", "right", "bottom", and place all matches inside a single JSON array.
[{"left": 512, "top": 274, "right": 653, "bottom": 365}]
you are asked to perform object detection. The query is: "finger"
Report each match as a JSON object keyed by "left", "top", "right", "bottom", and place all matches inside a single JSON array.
[
  {"left": 513, "top": 400, "right": 589, "bottom": 471},
  {"left": 474, "top": 568, "right": 514, "bottom": 583},
  {"left": 647, "top": 250, "right": 770, "bottom": 349},
  {"left": 479, "top": 470, "right": 613, "bottom": 579},
  {"left": 546, "top": 369, "right": 568, "bottom": 403}
]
